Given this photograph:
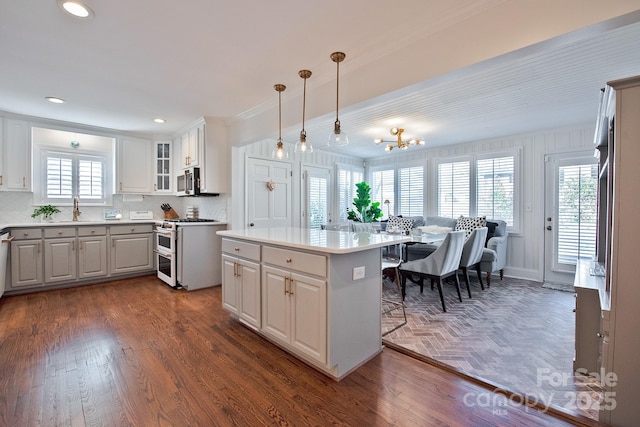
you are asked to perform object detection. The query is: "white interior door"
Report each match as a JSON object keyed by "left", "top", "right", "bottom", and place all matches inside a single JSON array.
[
  {"left": 303, "top": 166, "right": 331, "bottom": 229},
  {"left": 246, "top": 158, "right": 292, "bottom": 228},
  {"left": 544, "top": 152, "right": 598, "bottom": 284}
]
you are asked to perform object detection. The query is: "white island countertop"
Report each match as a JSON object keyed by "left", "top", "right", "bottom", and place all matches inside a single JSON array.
[{"left": 217, "top": 227, "right": 411, "bottom": 254}]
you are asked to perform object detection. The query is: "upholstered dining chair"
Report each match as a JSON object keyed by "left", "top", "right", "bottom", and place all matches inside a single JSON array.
[
  {"left": 458, "top": 227, "right": 488, "bottom": 298},
  {"left": 398, "top": 230, "right": 465, "bottom": 312}
]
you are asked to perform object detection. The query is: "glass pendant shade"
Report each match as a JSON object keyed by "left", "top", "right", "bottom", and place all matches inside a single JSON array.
[
  {"left": 271, "top": 84, "right": 289, "bottom": 159},
  {"left": 272, "top": 139, "right": 289, "bottom": 159}
]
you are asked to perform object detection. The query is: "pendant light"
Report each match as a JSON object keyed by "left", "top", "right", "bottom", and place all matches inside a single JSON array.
[
  {"left": 271, "top": 84, "right": 289, "bottom": 159},
  {"left": 294, "top": 70, "right": 313, "bottom": 154},
  {"left": 327, "top": 52, "right": 348, "bottom": 147}
]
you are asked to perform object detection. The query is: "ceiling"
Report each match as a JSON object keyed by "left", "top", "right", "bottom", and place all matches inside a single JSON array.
[{"left": 2, "top": 1, "right": 640, "bottom": 160}]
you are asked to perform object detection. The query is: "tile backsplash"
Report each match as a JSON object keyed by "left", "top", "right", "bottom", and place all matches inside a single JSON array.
[{"left": 0, "top": 192, "right": 228, "bottom": 224}]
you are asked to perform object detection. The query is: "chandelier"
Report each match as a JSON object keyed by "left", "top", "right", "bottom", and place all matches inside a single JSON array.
[{"left": 374, "top": 127, "right": 425, "bottom": 152}]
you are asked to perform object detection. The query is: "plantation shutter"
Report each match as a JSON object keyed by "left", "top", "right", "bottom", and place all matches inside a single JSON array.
[
  {"left": 557, "top": 164, "right": 597, "bottom": 264},
  {"left": 307, "top": 174, "right": 328, "bottom": 229},
  {"left": 46, "top": 154, "right": 73, "bottom": 199},
  {"left": 398, "top": 166, "right": 423, "bottom": 216},
  {"left": 437, "top": 161, "right": 469, "bottom": 217},
  {"left": 476, "top": 156, "right": 514, "bottom": 225},
  {"left": 337, "top": 166, "right": 363, "bottom": 222},
  {"left": 371, "top": 169, "right": 395, "bottom": 219},
  {"left": 78, "top": 157, "right": 104, "bottom": 199}
]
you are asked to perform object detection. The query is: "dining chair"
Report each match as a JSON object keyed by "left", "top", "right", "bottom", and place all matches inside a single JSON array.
[
  {"left": 458, "top": 227, "right": 488, "bottom": 298},
  {"left": 398, "top": 231, "right": 465, "bottom": 312}
]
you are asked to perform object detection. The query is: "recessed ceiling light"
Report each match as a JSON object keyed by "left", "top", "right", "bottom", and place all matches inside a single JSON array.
[
  {"left": 153, "top": 118, "right": 166, "bottom": 124},
  {"left": 46, "top": 97, "right": 65, "bottom": 104},
  {"left": 58, "top": 1, "right": 94, "bottom": 18}
]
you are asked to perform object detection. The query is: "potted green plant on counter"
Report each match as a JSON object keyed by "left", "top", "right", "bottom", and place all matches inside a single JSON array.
[
  {"left": 31, "top": 205, "right": 61, "bottom": 222},
  {"left": 347, "top": 181, "right": 383, "bottom": 223}
]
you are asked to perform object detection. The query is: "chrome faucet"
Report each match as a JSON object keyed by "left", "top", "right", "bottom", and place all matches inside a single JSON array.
[{"left": 73, "top": 197, "right": 81, "bottom": 221}]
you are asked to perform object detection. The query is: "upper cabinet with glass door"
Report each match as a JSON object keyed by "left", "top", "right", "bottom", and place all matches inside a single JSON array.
[{"left": 154, "top": 140, "right": 172, "bottom": 192}]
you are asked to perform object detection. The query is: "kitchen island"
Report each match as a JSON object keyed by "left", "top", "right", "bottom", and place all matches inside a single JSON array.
[{"left": 217, "top": 227, "right": 411, "bottom": 380}]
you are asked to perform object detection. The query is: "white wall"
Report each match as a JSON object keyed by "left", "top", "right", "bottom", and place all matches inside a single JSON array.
[{"left": 232, "top": 124, "right": 596, "bottom": 283}]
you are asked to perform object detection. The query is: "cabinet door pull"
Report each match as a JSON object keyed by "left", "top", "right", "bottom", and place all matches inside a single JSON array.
[
  {"left": 284, "top": 276, "right": 289, "bottom": 295},
  {"left": 233, "top": 261, "right": 237, "bottom": 277},
  {"left": 23, "top": 177, "right": 26, "bottom": 187},
  {"left": 0, "top": 175, "right": 3, "bottom": 185},
  {"left": 37, "top": 242, "right": 41, "bottom": 253},
  {"left": 289, "top": 277, "right": 294, "bottom": 296},
  {"left": 72, "top": 241, "right": 75, "bottom": 251},
  {"left": 79, "top": 241, "right": 83, "bottom": 250}
]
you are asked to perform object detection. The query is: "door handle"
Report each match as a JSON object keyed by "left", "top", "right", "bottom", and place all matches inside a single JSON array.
[{"left": 546, "top": 225, "right": 552, "bottom": 231}]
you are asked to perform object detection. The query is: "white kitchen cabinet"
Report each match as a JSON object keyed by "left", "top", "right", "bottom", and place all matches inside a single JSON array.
[
  {"left": 154, "top": 140, "right": 172, "bottom": 192},
  {"left": 44, "top": 237, "right": 76, "bottom": 283},
  {"left": 222, "top": 254, "right": 261, "bottom": 328},
  {"left": 180, "top": 123, "right": 202, "bottom": 169},
  {"left": 3, "top": 119, "right": 31, "bottom": 191},
  {"left": 78, "top": 226, "right": 108, "bottom": 279},
  {"left": 221, "top": 238, "right": 261, "bottom": 328},
  {"left": 176, "top": 117, "right": 228, "bottom": 194},
  {"left": 116, "top": 137, "right": 153, "bottom": 194},
  {"left": 109, "top": 224, "right": 154, "bottom": 275},
  {"left": 10, "top": 228, "right": 44, "bottom": 289},
  {"left": 0, "top": 118, "right": 4, "bottom": 189},
  {"left": 262, "top": 265, "right": 327, "bottom": 364}
]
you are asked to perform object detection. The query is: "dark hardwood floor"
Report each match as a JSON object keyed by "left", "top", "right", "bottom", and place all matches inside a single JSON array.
[{"left": 0, "top": 276, "right": 584, "bottom": 426}]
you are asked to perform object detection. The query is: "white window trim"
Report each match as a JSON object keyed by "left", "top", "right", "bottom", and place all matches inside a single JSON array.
[{"left": 33, "top": 145, "right": 113, "bottom": 206}]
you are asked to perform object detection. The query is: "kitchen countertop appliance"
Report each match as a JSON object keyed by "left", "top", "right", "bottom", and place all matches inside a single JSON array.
[{"left": 155, "top": 219, "right": 225, "bottom": 290}]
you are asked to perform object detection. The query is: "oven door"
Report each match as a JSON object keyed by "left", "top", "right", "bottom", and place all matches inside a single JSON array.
[
  {"left": 155, "top": 227, "right": 176, "bottom": 253},
  {"left": 156, "top": 247, "right": 177, "bottom": 288}
]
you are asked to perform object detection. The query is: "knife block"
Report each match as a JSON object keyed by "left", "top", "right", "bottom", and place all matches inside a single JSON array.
[{"left": 164, "top": 208, "right": 179, "bottom": 219}]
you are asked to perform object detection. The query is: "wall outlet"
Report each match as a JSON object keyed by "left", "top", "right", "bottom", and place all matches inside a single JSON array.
[{"left": 352, "top": 266, "right": 365, "bottom": 280}]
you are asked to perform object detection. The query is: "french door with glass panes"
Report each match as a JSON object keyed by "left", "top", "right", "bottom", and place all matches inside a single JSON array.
[{"left": 544, "top": 152, "right": 598, "bottom": 284}]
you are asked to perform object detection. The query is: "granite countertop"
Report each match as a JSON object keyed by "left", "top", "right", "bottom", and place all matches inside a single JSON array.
[{"left": 217, "top": 227, "right": 411, "bottom": 254}]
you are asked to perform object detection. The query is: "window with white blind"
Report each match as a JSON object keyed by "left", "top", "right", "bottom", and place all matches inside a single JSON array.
[
  {"left": 398, "top": 166, "right": 423, "bottom": 216},
  {"left": 556, "top": 164, "right": 597, "bottom": 264},
  {"left": 437, "top": 154, "right": 518, "bottom": 227},
  {"left": 437, "top": 160, "right": 470, "bottom": 217},
  {"left": 305, "top": 168, "right": 330, "bottom": 229},
  {"left": 336, "top": 164, "right": 363, "bottom": 222},
  {"left": 371, "top": 166, "right": 424, "bottom": 219},
  {"left": 477, "top": 156, "right": 514, "bottom": 225},
  {"left": 41, "top": 150, "right": 109, "bottom": 205},
  {"left": 371, "top": 169, "right": 395, "bottom": 219}
]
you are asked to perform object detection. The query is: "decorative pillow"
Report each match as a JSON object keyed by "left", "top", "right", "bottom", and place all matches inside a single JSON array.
[
  {"left": 386, "top": 216, "right": 414, "bottom": 233},
  {"left": 417, "top": 225, "right": 453, "bottom": 234},
  {"left": 455, "top": 215, "right": 487, "bottom": 239}
]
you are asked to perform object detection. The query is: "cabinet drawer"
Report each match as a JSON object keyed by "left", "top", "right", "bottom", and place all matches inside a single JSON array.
[
  {"left": 44, "top": 227, "right": 77, "bottom": 238},
  {"left": 78, "top": 226, "right": 107, "bottom": 236},
  {"left": 262, "top": 246, "right": 327, "bottom": 278},
  {"left": 110, "top": 224, "right": 153, "bottom": 235},
  {"left": 222, "top": 238, "right": 260, "bottom": 261},
  {"left": 11, "top": 228, "right": 42, "bottom": 240}
]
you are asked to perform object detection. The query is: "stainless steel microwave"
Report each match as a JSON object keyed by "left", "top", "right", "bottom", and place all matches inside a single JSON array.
[{"left": 176, "top": 167, "right": 200, "bottom": 196}]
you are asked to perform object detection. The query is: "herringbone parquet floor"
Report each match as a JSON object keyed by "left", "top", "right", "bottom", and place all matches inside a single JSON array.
[{"left": 382, "top": 274, "right": 603, "bottom": 421}]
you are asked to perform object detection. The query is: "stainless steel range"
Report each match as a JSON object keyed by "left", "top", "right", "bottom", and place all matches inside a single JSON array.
[{"left": 155, "top": 218, "right": 225, "bottom": 290}]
